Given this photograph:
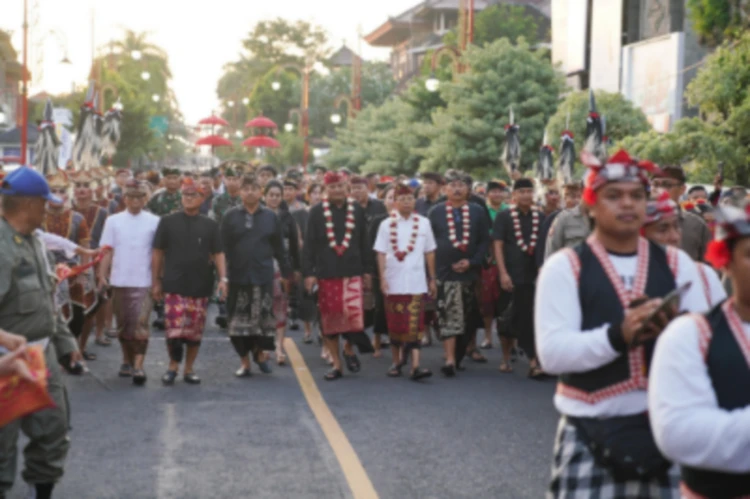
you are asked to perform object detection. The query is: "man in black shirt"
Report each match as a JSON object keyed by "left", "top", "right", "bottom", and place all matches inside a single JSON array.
[
  {"left": 493, "top": 178, "right": 545, "bottom": 377},
  {"left": 152, "top": 179, "right": 226, "bottom": 385},
  {"left": 428, "top": 171, "right": 490, "bottom": 376},
  {"left": 221, "top": 173, "right": 291, "bottom": 377},
  {"left": 303, "top": 171, "right": 373, "bottom": 381},
  {"left": 416, "top": 172, "right": 445, "bottom": 217}
]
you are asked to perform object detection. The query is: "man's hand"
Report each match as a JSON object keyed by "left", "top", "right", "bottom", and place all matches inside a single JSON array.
[
  {"left": 0, "top": 346, "right": 35, "bottom": 381},
  {"left": 452, "top": 259, "right": 470, "bottom": 273},
  {"left": 381, "top": 279, "right": 390, "bottom": 296},
  {"left": 621, "top": 298, "right": 675, "bottom": 346},
  {"left": 428, "top": 279, "right": 437, "bottom": 299},
  {"left": 500, "top": 271, "right": 513, "bottom": 292},
  {"left": 0, "top": 330, "right": 27, "bottom": 352},
  {"left": 304, "top": 276, "right": 318, "bottom": 294},
  {"left": 363, "top": 273, "right": 373, "bottom": 291},
  {"left": 76, "top": 247, "right": 100, "bottom": 259},
  {"left": 216, "top": 281, "right": 228, "bottom": 301},
  {"left": 151, "top": 282, "right": 163, "bottom": 302}
]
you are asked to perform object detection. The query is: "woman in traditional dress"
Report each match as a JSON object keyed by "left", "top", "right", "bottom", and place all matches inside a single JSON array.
[
  {"left": 368, "top": 184, "right": 396, "bottom": 357},
  {"left": 264, "top": 181, "right": 300, "bottom": 365}
]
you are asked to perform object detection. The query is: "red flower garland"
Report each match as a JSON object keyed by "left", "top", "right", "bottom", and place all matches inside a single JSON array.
[
  {"left": 446, "top": 202, "right": 471, "bottom": 252},
  {"left": 390, "top": 212, "right": 420, "bottom": 262},
  {"left": 510, "top": 206, "right": 540, "bottom": 255},
  {"left": 322, "top": 197, "right": 355, "bottom": 256}
]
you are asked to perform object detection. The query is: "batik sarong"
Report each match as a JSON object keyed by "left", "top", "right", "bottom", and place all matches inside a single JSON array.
[
  {"left": 548, "top": 418, "right": 679, "bottom": 498},
  {"left": 479, "top": 265, "right": 500, "bottom": 318},
  {"left": 164, "top": 294, "right": 209, "bottom": 343},
  {"left": 227, "top": 282, "right": 276, "bottom": 353},
  {"left": 112, "top": 287, "right": 153, "bottom": 355},
  {"left": 69, "top": 269, "right": 99, "bottom": 316},
  {"left": 436, "top": 280, "right": 478, "bottom": 338},
  {"left": 317, "top": 277, "right": 364, "bottom": 336},
  {"left": 385, "top": 294, "right": 425, "bottom": 348},
  {"left": 272, "top": 267, "right": 287, "bottom": 329}
]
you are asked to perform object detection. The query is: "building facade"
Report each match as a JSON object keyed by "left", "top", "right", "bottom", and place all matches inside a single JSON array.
[{"left": 0, "top": 31, "right": 22, "bottom": 131}]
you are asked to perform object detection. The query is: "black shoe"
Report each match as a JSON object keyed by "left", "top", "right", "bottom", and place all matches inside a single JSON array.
[
  {"left": 324, "top": 368, "right": 343, "bottom": 381},
  {"left": 162, "top": 370, "right": 178, "bottom": 385},
  {"left": 152, "top": 318, "right": 165, "bottom": 331},
  {"left": 215, "top": 316, "right": 228, "bottom": 329},
  {"left": 440, "top": 364, "right": 456, "bottom": 377},
  {"left": 183, "top": 373, "right": 201, "bottom": 385},
  {"left": 34, "top": 483, "right": 54, "bottom": 499},
  {"left": 410, "top": 367, "right": 433, "bottom": 381},
  {"left": 344, "top": 354, "right": 361, "bottom": 373},
  {"left": 235, "top": 367, "right": 252, "bottom": 377},
  {"left": 133, "top": 369, "right": 147, "bottom": 386}
]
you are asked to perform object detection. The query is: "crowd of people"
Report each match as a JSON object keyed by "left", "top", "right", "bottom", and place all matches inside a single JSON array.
[{"left": 0, "top": 136, "right": 749, "bottom": 497}]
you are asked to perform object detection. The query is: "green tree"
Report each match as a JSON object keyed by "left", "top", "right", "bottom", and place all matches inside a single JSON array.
[
  {"left": 475, "top": 4, "right": 543, "bottom": 46},
  {"left": 687, "top": 0, "right": 749, "bottom": 46},
  {"left": 546, "top": 90, "right": 651, "bottom": 177},
  {"left": 420, "top": 38, "right": 564, "bottom": 178},
  {"left": 620, "top": 118, "right": 744, "bottom": 183},
  {"left": 685, "top": 31, "right": 750, "bottom": 184}
]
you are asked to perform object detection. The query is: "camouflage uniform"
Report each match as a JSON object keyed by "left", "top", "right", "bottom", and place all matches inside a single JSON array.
[
  {"left": 147, "top": 190, "right": 182, "bottom": 217},
  {"left": 210, "top": 193, "right": 242, "bottom": 226}
]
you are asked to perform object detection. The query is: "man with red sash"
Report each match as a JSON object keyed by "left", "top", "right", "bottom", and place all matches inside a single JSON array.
[
  {"left": 649, "top": 203, "right": 750, "bottom": 499},
  {"left": 303, "top": 171, "right": 373, "bottom": 381},
  {"left": 535, "top": 149, "right": 707, "bottom": 497}
]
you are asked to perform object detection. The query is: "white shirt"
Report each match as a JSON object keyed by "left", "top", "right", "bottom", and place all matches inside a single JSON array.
[
  {"left": 697, "top": 262, "right": 727, "bottom": 307},
  {"left": 99, "top": 210, "right": 160, "bottom": 288},
  {"left": 649, "top": 312, "right": 750, "bottom": 473},
  {"left": 35, "top": 229, "right": 78, "bottom": 259},
  {"left": 535, "top": 243, "right": 710, "bottom": 418},
  {"left": 373, "top": 211, "right": 436, "bottom": 295}
]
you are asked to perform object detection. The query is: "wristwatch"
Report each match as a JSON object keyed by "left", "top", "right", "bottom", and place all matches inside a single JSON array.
[{"left": 221, "top": 277, "right": 229, "bottom": 283}]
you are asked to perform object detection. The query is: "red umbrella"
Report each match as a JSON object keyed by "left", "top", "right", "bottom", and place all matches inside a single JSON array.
[
  {"left": 198, "top": 115, "right": 229, "bottom": 127},
  {"left": 242, "top": 136, "right": 281, "bottom": 149},
  {"left": 245, "top": 116, "right": 277, "bottom": 129},
  {"left": 196, "top": 135, "right": 233, "bottom": 147}
]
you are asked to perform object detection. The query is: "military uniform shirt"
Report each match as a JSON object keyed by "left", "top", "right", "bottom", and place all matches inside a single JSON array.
[{"left": 147, "top": 190, "right": 182, "bottom": 217}]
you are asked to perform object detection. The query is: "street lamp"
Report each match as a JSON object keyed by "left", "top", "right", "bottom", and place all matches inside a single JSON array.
[
  {"left": 330, "top": 113, "right": 342, "bottom": 125},
  {"left": 425, "top": 75, "right": 440, "bottom": 93},
  {"left": 152, "top": 94, "right": 160, "bottom": 102},
  {"left": 131, "top": 50, "right": 142, "bottom": 61},
  {"left": 242, "top": 97, "right": 250, "bottom": 105},
  {"left": 227, "top": 100, "right": 235, "bottom": 107},
  {"left": 284, "top": 123, "right": 294, "bottom": 132},
  {"left": 235, "top": 130, "right": 243, "bottom": 138},
  {"left": 141, "top": 71, "right": 151, "bottom": 81},
  {"left": 271, "top": 81, "right": 281, "bottom": 91}
]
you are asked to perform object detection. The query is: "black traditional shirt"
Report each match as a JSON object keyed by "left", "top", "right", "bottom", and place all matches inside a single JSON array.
[
  {"left": 302, "top": 200, "right": 373, "bottom": 279},
  {"left": 492, "top": 207, "right": 545, "bottom": 285},
  {"left": 221, "top": 205, "right": 291, "bottom": 286},
  {"left": 416, "top": 195, "right": 445, "bottom": 217},
  {"left": 276, "top": 207, "right": 301, "bottom": 272},
  {"left": 153, "top": 212, "right": 223, "bottom": 298},
  {"left": 360, "top": 198, "right": 387, "bottom": 229},
  {"left": 428, "top": 202, "right": 490, "bottom": 282}
]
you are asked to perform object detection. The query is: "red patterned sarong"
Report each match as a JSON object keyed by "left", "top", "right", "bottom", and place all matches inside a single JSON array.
[
  {"left": 164, "top": 293, "right": 209, "bottom": 343},
  {"left": 479, "top": 265, "right": 500, "bottom": 317},
  {"left": 318, "top": 277, "right": 364, "bottom": 336},
  {"left": 385, "top": 294, "right": 425, "bottom": 347}
]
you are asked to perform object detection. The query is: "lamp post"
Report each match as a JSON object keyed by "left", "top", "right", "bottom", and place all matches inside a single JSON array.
[
  {"left": 425, "top": 0, "right": 474, "bottom": 92},
  {"left": 20, "top": 0, "right": 29, "bottom": 164}
]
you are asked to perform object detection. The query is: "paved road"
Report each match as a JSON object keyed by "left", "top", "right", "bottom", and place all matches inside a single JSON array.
[{"left": 9, "top": 306, "right": 559, "bottom": 498}]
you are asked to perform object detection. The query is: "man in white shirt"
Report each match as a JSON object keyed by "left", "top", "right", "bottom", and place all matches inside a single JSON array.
[
  {"left": 374, "top": 183, "right": 437, "bottom": 380},
  {"left": 98, "top": 180, "right": 160, "bottom": 385},
  {"left": 535, "top": 149, "right": 708, "bottom": 497},
  {"left": 649, "top": 203, "right": 750, "bottom": 499}
]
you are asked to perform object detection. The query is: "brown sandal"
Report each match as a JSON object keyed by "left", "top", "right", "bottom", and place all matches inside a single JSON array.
[{"left": 498, "top": 362, "right": 513, "bottom": 373}]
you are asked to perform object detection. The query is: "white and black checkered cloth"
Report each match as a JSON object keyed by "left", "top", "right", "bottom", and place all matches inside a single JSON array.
[{"left": 547, "top": 418, "right": 680, "bottom": 498}]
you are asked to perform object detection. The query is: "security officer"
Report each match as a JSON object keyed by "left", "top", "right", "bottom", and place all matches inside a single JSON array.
[{"left": 0, "top": 167, "right": 81, "bottom": 499}]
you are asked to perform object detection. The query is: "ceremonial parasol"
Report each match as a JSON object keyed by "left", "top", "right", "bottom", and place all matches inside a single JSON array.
[
  {"left": 198, "top": 115, "right": 230, "bottom": 127},
  {"left": 243, "top": 114, "right": 281, "bottom": 155},
  {"left": 241, "top": 136, "right": 281, "bottom": 149},
  {"left": 245, "top": 116, "right": 277, "bottom": 130}
]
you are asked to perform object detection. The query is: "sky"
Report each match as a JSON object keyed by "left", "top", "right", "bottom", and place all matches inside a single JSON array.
[{"left": 1, "top": 0, "right": 411, "bottom": 124}]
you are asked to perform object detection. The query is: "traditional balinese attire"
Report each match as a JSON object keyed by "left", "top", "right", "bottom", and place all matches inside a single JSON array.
[
  {"left": 535, "top": 149, "right": 709, "bottom": 497},
  {"left": 649, "top": 203, "right": 750, "bottom": 499},
  {"left": 373, "top": 208, "right": 437, "bottom": 348},
  {"left": 302, "top": 174, "right": 373, "bottom": 352}
]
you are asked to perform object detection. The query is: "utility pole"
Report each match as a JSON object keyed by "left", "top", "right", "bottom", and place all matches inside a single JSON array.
[{"left": 20, "top": 0, "right": 29, "bottom": 164}]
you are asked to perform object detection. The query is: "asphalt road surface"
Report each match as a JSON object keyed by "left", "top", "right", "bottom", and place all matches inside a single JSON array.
[{"left": 9, "top": 306, "right": 560, "bottom": 499}]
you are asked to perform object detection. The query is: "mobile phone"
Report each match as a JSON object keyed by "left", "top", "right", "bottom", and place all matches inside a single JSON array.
[{"left": 633, "top": 282, "right": 692, "bottom": 344}]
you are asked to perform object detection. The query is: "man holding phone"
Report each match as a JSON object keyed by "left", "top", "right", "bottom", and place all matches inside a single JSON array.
[
  {"left": 535, "top": 149, "right": 707, "bottom": 497},
  {"left": 649, "top": 203, "right": 750, "bottom": 498}
]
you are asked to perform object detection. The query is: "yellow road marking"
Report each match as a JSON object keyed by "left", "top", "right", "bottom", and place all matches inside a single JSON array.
[{"left": 284, "top": 338, "right": 379, "bottom": 499}]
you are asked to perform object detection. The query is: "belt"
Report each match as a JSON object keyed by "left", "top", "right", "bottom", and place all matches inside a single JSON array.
[{"left": 0, "top": 337, "right": 50, "bottom": 354}]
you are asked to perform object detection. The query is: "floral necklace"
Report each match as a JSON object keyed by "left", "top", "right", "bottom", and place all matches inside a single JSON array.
[
  {"left": 322, "top": 197, "right": 356, "bottom": 256},
  {"left": 446, "top": 202, "right": 471, "bottom": 252},
  {"left": 510, "top": 205, "right": 540, "bottom": 255},
  {"left": 390, "top": 211, "right": 420, "bottom": 262}
]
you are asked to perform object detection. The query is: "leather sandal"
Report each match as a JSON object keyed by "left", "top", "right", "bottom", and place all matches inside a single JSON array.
[{"left": 324, "top": 368, "right": 343, "bottom": 381}]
